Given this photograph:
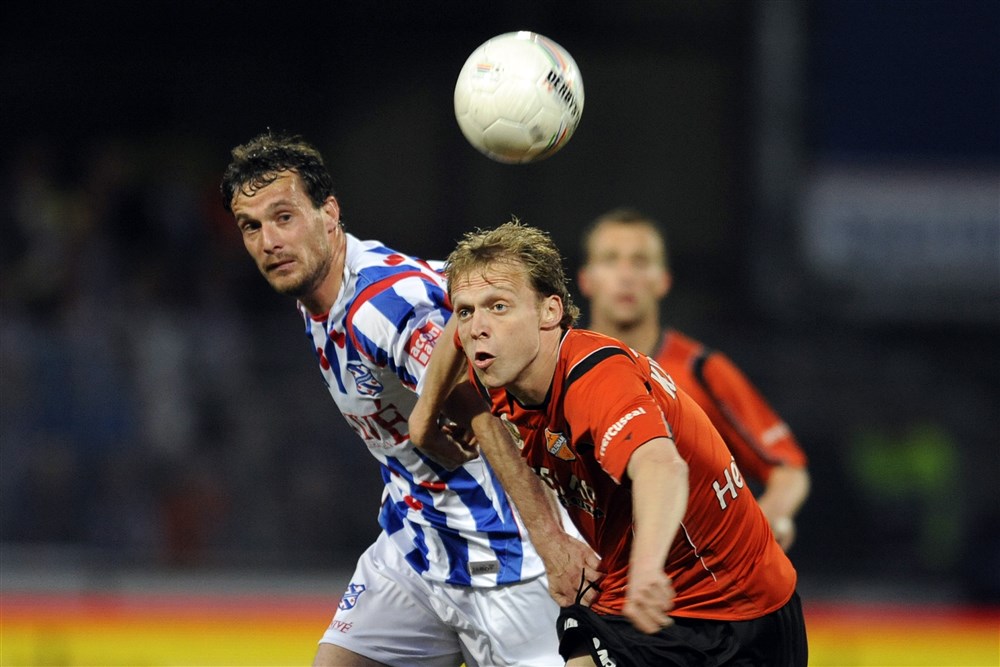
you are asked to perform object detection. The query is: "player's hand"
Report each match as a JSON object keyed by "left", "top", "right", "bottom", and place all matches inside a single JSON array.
[
  {"left": 538, "top": 534, "right": 604, "bottom": 607},
  {"left": 623, "top": 565, "right": 674, "bottom": 634},
  {"left": 769, "top": 515, "right": 796, "bottom": 551},
  {"left": 411, "top": 416, "right": 479, "bottom": 470}
]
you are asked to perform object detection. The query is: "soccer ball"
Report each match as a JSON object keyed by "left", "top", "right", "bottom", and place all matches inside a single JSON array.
[{"left": 454, "top": 31, "right": 584, "bottom": 164}]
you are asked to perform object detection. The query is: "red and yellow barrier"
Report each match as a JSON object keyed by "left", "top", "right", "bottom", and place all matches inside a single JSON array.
[{"left": 2, "top": 592, "right": 998, "bottom": 666}]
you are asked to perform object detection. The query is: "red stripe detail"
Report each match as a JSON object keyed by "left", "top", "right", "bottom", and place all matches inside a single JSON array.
[
  {"left": 418, "top": 480, "right": 447, "bottom": 492},
  {"left": 345, "top": 270, "right": 440, "bottom": 358}
]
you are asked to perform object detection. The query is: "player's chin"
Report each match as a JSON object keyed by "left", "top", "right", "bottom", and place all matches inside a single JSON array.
[
  {"left": 605, "top": 301, "right": 639, "bottom": 317},
  {"left": 473, "top": 367, "right": 504, "bottom": 389},
  {"left": 269, "top": 275, "right": 309, "bottom": 298}
]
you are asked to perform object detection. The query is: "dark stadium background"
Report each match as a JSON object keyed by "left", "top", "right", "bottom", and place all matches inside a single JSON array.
[{"left": 2, "top": 0, "right": 998, "bottom": 651}]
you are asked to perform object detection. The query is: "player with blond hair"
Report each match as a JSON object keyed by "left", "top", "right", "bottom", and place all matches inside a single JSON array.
[{"left": 412, "top": 220, "right": 807, "bottom": 666}]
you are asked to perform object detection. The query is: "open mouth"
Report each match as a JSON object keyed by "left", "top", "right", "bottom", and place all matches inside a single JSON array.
[{"left": 473, "top": 351, "right": 495, "bottom": 369}]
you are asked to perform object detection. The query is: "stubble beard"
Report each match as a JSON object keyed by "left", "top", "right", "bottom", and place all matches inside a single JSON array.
[{"left": 268, "top": 253, "right": 332, "bottom": 300}]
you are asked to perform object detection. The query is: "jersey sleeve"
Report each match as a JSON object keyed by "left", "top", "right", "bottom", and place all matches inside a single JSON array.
[
  {"left": 563, "top": 351, "right": 674, "bottom": 484},
  {"left": 347, "top": 271, "right": 451, "bottom": 391},
  {"left": 698, "top": 351, "right": 808, "bottom": 480}
]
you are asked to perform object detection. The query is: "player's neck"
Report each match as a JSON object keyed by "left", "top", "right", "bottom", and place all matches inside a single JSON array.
[
  {"left": 509, "top": 326, "right": 563, "bottom": 406},
  {"left": 591, "top": 314, "right": 662, "bottom": 356},
  {"left": 300, "top": 235, "right": 348, "bottom": 317}
]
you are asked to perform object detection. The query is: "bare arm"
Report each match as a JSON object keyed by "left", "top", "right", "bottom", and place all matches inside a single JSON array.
[
  {"left": 407, "top": 316, "right": 480, "bottom": 469},
  {"left": 623, "top": 437, "right": 689, "bottom": 633},
  {"left": 408, "top": 317, "right": 471, "bottom": 464},
  {"left": 409, "top": 318, "right": 602, "bottom": 605},
  {"left": 755, "top": 465, "right": 810, "bottom": 551},
  {"left": 467, "top": 408, "right": 603, "bottom": 606}
]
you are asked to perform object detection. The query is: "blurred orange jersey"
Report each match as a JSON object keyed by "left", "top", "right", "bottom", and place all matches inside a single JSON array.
[
  {"left": 653, "top": 329, "right": 807, "bottom": 484},
  {"left": 474, "top": 328, "right": 796, "bottom": 620}
]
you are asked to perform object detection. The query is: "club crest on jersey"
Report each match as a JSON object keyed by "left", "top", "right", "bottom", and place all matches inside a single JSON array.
[
  {"left": 545, "top": 429, "right": 576, "bottom": 461},
  {"left": 500, "top": 414, "right": 525, "bottom": 450},
  {"left": 338, "top": 583, "right": 367, "bottom": 610},
  {"left": 347, "top": 361, "right": 383, "bottom": 396}
]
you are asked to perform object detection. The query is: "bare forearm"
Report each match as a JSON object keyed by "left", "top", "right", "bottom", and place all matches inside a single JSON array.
[
  {"left": 470, "top": 412, "right": 564, "bottom": 536},
  {"left": 470, "top": 411, "right": 602, "bottom": 605},
  {"left": 409, "top": 316, "right": 467, "bottom": 446},
  {"left": 628, "top": 440, "right": 689, "bottom": 571},
  {"left": 756, "top": 465, "right": 810, "bottom": 521},
  {"left": 756, "top": 465, "right": 810, "bottom": 551},
  {"left": 623, "top": 439, "right": 688, "bottom": 632}
]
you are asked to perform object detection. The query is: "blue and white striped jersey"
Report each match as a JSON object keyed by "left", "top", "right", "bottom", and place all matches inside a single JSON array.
[{"left": 300, "top": 234, "right": 545, "bottom": 587}]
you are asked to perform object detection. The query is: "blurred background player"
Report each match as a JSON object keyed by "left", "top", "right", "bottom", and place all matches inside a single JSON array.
[
  {"left": 221, "top": 132, "right": 596, "bottom": 667},
  {"left": 428, "top": 220, "right": 807, "bottom": 665},
  {"left": 578, "top": 208, "right": 810, "bottom": 550}
]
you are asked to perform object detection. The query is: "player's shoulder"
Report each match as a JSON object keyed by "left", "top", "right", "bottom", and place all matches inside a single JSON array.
[
  {"left": 661, "top": 328, "right": 705, "bottom": 356},
  {"left": 346, "top": 235, "right": 443, "bottom": 289},
  {"left": 563, "top": 328, "right": 630, "bottom": 357},
  {"left": 349, "top": 234, "right": 418, "bottom": 271},
  {"left": 560, "top": 329, "right": 638, "bottom": 385}
]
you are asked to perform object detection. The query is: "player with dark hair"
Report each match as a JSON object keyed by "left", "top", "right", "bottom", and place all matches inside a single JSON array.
[
  {"left": 578, "top": 208, "right": 810, "bottom": 550},
  {"left": 411, "top": 220, "right": 807, "bottom": 666},
  {"left": 222, "top": 134, "right": 598, "bottom": 667}
]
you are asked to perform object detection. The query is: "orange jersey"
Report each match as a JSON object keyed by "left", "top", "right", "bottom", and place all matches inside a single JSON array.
[
  {"left": 653, "top": 329, "right": 807, "bottom": 483},
  {"left": 474, "top": 329, "right": 796, "bottom": 620}
]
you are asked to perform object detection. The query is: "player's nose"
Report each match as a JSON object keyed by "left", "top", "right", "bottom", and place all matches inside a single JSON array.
[
  {"left": 260, "top": 223, "right": 282, "bottom": 252},
  {"left": 469, "top": 310, "right": 489, "bottom": 338}
]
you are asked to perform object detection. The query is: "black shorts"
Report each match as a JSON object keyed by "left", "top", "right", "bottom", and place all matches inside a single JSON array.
[{"left": 557, "top": 591, "right": 808, "bottom": 667}]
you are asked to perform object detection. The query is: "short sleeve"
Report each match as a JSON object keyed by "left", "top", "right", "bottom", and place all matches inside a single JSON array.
[{"left": 563, "top": 353, "right": 673, "bottom": 484}]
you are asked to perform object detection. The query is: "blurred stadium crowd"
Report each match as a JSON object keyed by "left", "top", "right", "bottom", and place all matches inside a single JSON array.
[{"left": 1, "top": 139, "right": 373, "bottom": 570}]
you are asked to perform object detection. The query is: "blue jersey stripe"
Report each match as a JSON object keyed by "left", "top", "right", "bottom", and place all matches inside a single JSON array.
[
  {"left": 484, "top": 460, "right": 526, "bottom": 583},
  {"left": 382, "top": 454, "right": 527, "bottom": 584},
  {"left": 382, "top": 457, "right": 473, "bottom": 580}
]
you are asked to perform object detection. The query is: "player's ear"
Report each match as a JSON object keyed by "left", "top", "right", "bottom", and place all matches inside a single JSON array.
[
  {"left": 541, "top": 294, "right": 563, "bottom": 329},
  {"left": 322, "top": 196, "right": 341, "bottom": 231},
  {"left": 657, "top": 268, "right": 672, "bottom": 298},
  {"left": 577, "top": 267, "right": 593, "bottom": 298}
]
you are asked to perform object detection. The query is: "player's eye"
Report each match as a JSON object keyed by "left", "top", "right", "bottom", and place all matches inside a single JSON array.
[
  {"left": 456, "top": 307, "right": 472, "bottom": 320},
  {"left": 492, "top": 302, "right": 508, "bottom": 313}
]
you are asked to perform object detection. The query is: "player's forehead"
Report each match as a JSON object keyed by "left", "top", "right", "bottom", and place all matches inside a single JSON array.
[
  {"left": 588, "top": 221, "right": 664, "bottom": 256},
  {"left": 451, "top": 262, "right": 530, "bottom": 301},
  {"left": 230, "top": 171, "right": 305, "bottom": 214}
]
